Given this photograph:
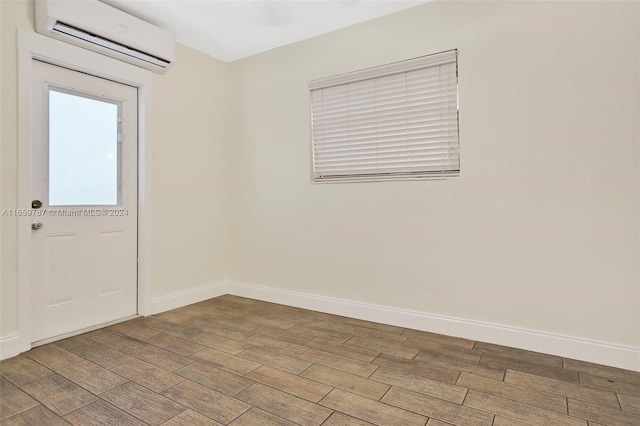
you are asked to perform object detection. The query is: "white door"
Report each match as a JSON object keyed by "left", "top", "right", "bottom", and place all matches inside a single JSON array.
[{"left": 30, "top": 60, "right": 138, "bottom": 343}]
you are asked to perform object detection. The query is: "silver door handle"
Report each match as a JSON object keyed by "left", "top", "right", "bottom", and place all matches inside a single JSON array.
[{"left": 32, "top": 221, "right": 43, "bottom": 230}]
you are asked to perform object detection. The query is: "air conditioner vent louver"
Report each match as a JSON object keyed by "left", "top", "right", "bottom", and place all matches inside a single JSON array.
[
  {"left": 52, "top": 22, "right": 171, "bottom": 69},
  {"left": 36, "top": 0, "right": 175, "bottom": 74}
]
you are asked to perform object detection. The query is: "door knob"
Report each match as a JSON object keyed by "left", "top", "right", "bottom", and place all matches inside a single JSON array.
[{"left": 32, "top": 221, "right": 43, "bottom": 230}]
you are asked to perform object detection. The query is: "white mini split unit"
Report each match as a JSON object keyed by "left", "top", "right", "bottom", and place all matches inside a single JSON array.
[{"left": 35, "top": 0, "right": 175, "bottom": 74}]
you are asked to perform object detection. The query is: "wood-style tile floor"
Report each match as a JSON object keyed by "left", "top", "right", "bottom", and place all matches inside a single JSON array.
[{"left": 1, "top": 295, "right": 639, "bottom": 425}]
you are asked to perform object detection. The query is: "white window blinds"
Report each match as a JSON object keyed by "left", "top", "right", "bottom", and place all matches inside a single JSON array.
[{"left": 309, "top": 50, "right": 459, "bottom": 182}]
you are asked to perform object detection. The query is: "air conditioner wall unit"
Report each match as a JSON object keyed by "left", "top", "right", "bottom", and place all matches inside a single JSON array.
[{"left": 35, "top": 0, "right": 175, "bottom": 74}]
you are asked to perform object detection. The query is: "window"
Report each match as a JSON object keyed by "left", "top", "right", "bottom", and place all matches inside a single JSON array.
[
  {"left": 309, "top": 50, "right": 459, "bottom": 182},
  {"left": 48, "top": 89, "right": 121, "bottom": 206}
]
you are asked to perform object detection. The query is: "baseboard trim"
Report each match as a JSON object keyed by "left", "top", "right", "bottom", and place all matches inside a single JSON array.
[
  {"left": 151, "top": 281, "right": 231, "bottom": 315},
  {"left": 5, "top": 279, "right": 638, "bottom": 371},
  {"left": 227, "top": 281, "right": 640, "bottom": 372},
  {"left": 0, "top": 334, "right": 26, "bottom": 361}
]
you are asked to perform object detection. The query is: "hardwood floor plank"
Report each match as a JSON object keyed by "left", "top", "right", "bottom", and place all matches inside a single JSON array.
[
  {"left": 252, "top": 326, "right": 316, "bottom": 346},
  {"left": 235, "top": 383, "right": 332, "bottom": 426},
  {"left": 25, "top": 345, "right": 84, "bottom": 371},
  {"left": 229, "top": 407, "right": 298, "bottom": 426},
  {"left": 0, "top": 405, "right": 69, "bottom": 426},
  {"left": 189, "top": 332, "right": 251, "bottom": 355},
  {"left": 456, "top": 371, "right": 567, "bottom": 414},
  {"left": 479, "top": 353, "right": 576, "bottom": 384},
  {"left": 58, "top": 360, "right": 128, "bottom": 394},
  {"left": 382, "top": 386, "right": 493, "bottom": 426},
  {"left": 138, "top": 333, "right": 206, "bottom": 356},
  {"left": 132, "top": 317, "right": 202, "bottom": 339},
  {"left": 504, "top": 369, "right": 620, "bottom": 409},
  {"left": 299, "top": 349, "right": 379, "bottom": 378},
  {"left": 63, "top": 399, "right": 147, "bottom": 426},
  {"left": 162, "top": 409, "right": 223, "bottom": 426},
  {"left": 21, "top": 374, "right": 97, "bottom": 416},
  {"left": 415, "top": 352, "right": 505, "bottom": 381},
  {"left": 110, "top": 359, "right": 185, "bottom": 393},
  {"left": 0, "top": 378, "right": 39, "bottom": 421},
  {"left": 289, "top": 324, "right": 353, "bottom": 342},
  {"left": 372, "top": 354, "right": 460, "bottom": 384},
  {"left": 0, "top": 355, "right": 54, "bottom": 387},
  {"left": 162, "top": 380, "right": 250, "bottom": 424},
  {"left": 319, "top": 388, "right": 427, "bottom": 426},
  {"left": 191, "top": 348, "right": 261, "bottom": 375},
  {"left": 463, "top": 390, "right": 586, "bottom": 426},
  {"left": 100, "top": 382, "right": 186, "bottom": 425},
  {"left": 246, "top": 365, "right": 333, "bottom": 403},
  {"left": 306, "top": 338, "right": 381, "bottom": 363},
  {"left": 492, "top": 416, "right": 533, "bottom": 426},
  {"left": 568, "top": 399, "right": 640, "bottom": 426},
  {"left": 128, "top": 345, "right": 193, "bottom": 372},
  {"left": 322, "top": 412, "right": 376, "bottom": 425},
  {"left": 300, "top": 364, "right": 390, "bottom": 400},
  {"left": 241, "top": 335, "right": 308, "bottom": 357},
  {"left": 346, "top": 336, "right": 419, "bottom": 359},
  {"left": 579, "top": 372, "right": 640, "bottom": 397},
  {"left": 200, "top": 320, "right": 256, "bottom": 341},
  {"left": 243, "top": 314, "right": 301, "bottom": 330},
  {"left": 174, "top": 361, "right": 253, "bottom": 396},
  {"left": 370, "top": 367, "right": 467, "bottom": 404},
  {"left": 237, "top": 347, "right": 311, "bottom": 374},
  {"left": 339, "top": 318, "right": 406, "bottom": 336},
  {"left": 340, "top": 325, "right": 408, "bottom": 343},
  {"left": 198, "top": 324, "right": 254, "bottom": 341},
  {"left": 302, "top": 320, "right": 348, "bottom": 332},
  {"left": 55, "top": 337, "right": 133, "bottom": 369},
  {"left": 402, "top": 338, "right": 483, "bottom": 363},
  {"left": 618, "top": 393, "right": 640, "bottom": 415},
  {"left": 563, "top": 359, "right": 640, "bottom": 385},
  {"left": 87, "top": 330, "right": 147, "bottom": 353},
  {"left": 153, "top": 311, "right": 213, "bottom": 328},
  {"left": 426, "top": 419, "right": 455, "bottom": 426},
  {"left": 214, "top": 318, "right": 261, "bottom": 333}
]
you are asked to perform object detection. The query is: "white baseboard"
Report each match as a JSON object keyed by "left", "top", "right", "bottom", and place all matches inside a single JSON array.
[
  {"left": 151, "top": 281, "right": 231, "bottom": 315},
  {"left": 4, "top": 279, "right": 639, "bottom": 372},
  {"left": 0, "top": 334, "right": 26, "bottom": 361},
  {"left": 227, "top": 281, "right": 640, "bottom": 372}
]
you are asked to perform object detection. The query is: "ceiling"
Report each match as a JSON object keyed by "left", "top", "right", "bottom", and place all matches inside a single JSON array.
[{"left": 103, "top": 1, "right": 428, "bottom": 63}]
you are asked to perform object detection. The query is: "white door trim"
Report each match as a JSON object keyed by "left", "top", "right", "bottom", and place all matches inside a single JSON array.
[{"left": 13, "top": 29, "right": 153, "bottom": 357}]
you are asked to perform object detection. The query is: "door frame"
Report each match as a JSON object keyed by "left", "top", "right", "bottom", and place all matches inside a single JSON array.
[{"left": 15, "top": 30, "right": 153, "bottom": 354}]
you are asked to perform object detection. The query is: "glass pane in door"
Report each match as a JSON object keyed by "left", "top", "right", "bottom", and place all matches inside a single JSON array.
[{"left": 48, "top": 89, "right": 120, "bottom": 206}]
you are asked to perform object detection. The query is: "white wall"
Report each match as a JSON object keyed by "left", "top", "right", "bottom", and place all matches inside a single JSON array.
[
  {"left": 228, "top": 1, "right": 640, "bottom": 349},
  {"left": 149, "top": 45, "right": 231, "bottom": 299},
  {"left": 0, "top": 0, "right": 231, "bottom": 337}
]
